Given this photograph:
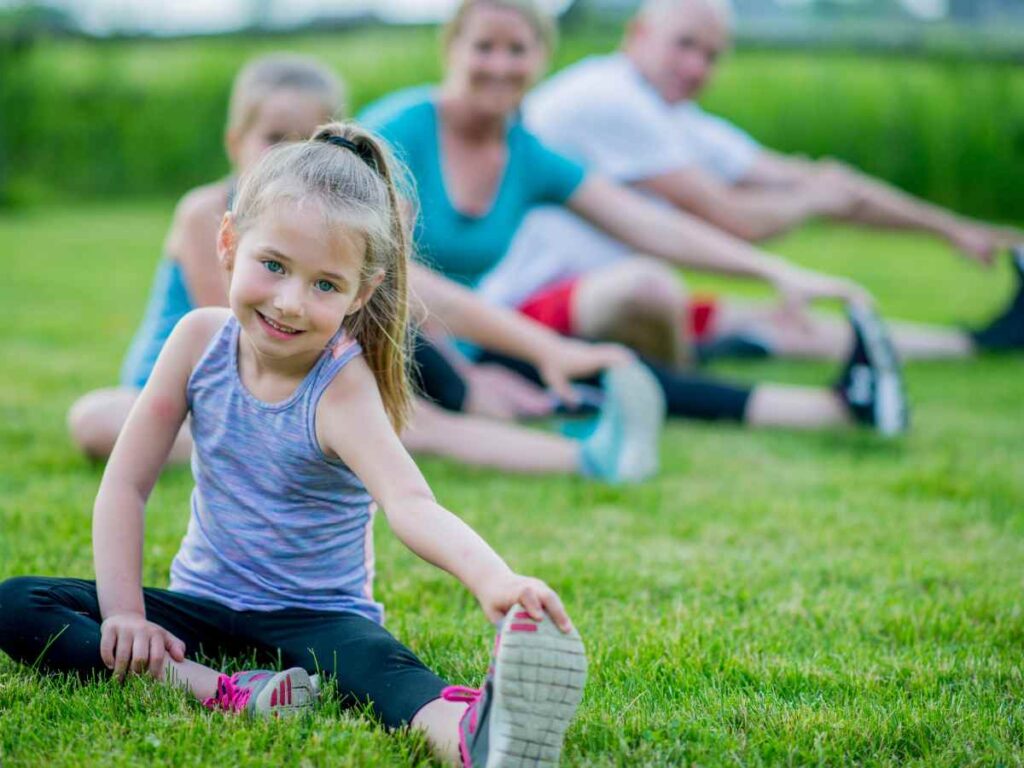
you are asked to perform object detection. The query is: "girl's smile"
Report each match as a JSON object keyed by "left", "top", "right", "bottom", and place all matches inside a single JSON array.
[{"left": 255, "top": 310, "right": 305, "bottom": 339}]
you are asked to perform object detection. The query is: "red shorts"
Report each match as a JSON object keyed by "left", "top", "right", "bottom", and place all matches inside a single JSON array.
[{"left": 517, "top": 278, "right": 720, "bottom": 342}]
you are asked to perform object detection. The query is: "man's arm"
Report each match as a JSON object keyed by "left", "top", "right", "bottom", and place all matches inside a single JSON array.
[{"left": 638, "top": 163, "right": 847, "bottom": 242}]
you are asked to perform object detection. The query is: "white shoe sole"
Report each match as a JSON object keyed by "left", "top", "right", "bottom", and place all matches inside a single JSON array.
[
  {"left": 605, "top": 363, "right": 666, "bottom": 482},
  {"left": 849, "top": 304, "right": 907, "bottom": 436},
  {"left": 486, "top": 606, "right": 588, "bottom": 767},
  {"left": 251, "top": 668, "right": 317, "bottom": 718}
]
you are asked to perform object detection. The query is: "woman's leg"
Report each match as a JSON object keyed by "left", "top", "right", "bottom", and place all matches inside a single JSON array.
[
  {"left": 571, "top": 258, "right": 692, "bottom": 366},
  {"left": 67, "top": 387, "right": 192, "bottom": 463}
]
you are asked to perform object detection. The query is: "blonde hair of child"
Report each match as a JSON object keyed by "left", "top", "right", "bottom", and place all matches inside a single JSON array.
[
  {"left": 226, "top": 53, "right": 346, "bottom": 136},
  {"left": 230, "top": 122, "right": 413, "bottom": 431},
  {"left": 443, "top": 0, "right": 558, "bottom": 53}
]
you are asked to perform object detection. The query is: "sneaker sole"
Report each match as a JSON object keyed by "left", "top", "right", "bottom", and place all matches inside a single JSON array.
[
  {"left": 605, "top": 363, "right": 666, "bottom": 482},
  {"left": 849, "top": 304, "right": 908, "bottom": 437},
  {"left": 251, "top": 668, "right": 317, "bottom": 718},
  {"left": 486, "top": 605, "right": 588, "bottom": 767}
]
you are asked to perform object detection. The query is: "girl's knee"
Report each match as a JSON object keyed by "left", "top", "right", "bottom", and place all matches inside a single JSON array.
[{"left": 67, "top": 393, "right": 121, "bottom": 459}]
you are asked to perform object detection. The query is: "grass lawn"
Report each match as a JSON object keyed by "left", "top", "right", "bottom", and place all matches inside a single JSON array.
[{"left": 1, "top": 202, "right": 1022, "bottom": 766}]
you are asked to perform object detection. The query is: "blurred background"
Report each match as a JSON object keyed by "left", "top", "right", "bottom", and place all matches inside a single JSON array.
[{"left": 1, "top": 0, "right": 1022, "bottom": 220}]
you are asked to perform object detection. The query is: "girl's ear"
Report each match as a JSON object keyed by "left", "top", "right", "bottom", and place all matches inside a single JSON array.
[
  {"left": 346, "top": 269, "right": 386, "bottom": 316},
  {"left": 217, "top": 213, "right": 237, "bottom": 272}
]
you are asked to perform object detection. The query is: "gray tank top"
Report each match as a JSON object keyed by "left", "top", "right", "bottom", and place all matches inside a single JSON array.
[{"left": 169, "top": 315, "right": 383, "bottom": 622}]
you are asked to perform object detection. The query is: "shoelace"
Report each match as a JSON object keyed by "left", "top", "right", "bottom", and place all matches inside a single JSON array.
[
  {"left": 203, "top": 674, "right": 252, "bottom": 713},
  {"left": 441, "top": 685, "right": 483, "bottom": 734}
]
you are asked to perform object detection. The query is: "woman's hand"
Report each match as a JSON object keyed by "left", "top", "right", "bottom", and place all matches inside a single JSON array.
[
  {"left": 99, "top": 613, "right": 186, "bottom": 679},
  {"left": 535, "top": 338, "right": 634, "bottom": 407},
  {"left": 475, "top": 573, "right": 574, "bottom": 633},
  {"left": 772, "top": 264, "right": 872, "bottom": 317}
]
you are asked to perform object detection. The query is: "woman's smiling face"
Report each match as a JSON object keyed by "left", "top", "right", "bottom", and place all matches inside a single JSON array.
[{"left": 445, "top": 3, "right": 548, "bottom": 118}]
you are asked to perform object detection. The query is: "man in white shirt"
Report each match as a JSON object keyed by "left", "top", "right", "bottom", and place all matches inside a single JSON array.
[{"left": 479, "top": 0, "right": 1024, "bottom": 359}]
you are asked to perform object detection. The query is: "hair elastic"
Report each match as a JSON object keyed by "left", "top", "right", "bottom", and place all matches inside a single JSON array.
[{"left": 323, "top": 134, "right": 379, "bottom": 173}]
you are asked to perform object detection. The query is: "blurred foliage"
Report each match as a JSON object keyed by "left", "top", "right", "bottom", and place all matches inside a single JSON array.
[{"left": 0, "top": 25, "right": 1022, "bottom": 221}]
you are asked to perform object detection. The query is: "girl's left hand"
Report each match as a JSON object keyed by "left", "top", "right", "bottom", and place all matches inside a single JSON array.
[
  {"left": 536, "top": 339, "right": 634, "bottom": 407},
  {"left": 477, "top": 573, "right": 574, "bottom": 633}
]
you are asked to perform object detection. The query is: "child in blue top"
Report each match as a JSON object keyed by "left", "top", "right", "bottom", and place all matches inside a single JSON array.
[
  {"left": 67, "top": 53, "right": 345, "bottom": 463},
  {"left": 0, "top": 123, "right": 586, "bottom": 767}
]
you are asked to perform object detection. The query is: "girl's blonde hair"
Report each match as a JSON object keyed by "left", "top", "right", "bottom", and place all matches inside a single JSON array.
[
  {"left": 442, "top": 0, "right": 558, "bottom": 53},
  {"left": 231, "top": 122, "right": 413, "bottom": 431},
  {"left": 227, "top": 53, "right": 346, "bottom": 136}
]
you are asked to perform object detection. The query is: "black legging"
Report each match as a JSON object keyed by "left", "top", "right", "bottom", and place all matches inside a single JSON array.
[
  {"left": 412, "top": 335, "right": 752, "bottom": 422},
  {"left": 0, "top": 577, "right": 446, "bottom": 729}
]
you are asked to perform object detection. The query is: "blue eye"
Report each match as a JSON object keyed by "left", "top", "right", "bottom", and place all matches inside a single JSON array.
[
  {"left": 263, "top": 260, "right": 284, "bottom": 274},
  {"left": 315, "top": 279, "right": 337, "bottom": 293}
]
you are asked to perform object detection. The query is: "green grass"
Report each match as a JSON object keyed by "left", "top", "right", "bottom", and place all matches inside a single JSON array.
[{"left": 1, "top": 202, "right": 1023, "bottom": 766}]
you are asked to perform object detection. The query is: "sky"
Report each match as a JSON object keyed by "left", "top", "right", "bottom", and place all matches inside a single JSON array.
[{"left": 2, "top": 0, "right": 571, "bottom": 35}]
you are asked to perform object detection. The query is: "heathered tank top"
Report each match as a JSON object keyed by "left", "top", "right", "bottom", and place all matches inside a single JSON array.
[{"left": 169, "top": 315, "right": 383, "bottom": 622}]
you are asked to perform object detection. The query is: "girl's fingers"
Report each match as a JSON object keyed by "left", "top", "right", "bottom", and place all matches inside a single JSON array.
[
  {"left": 165, "top": 632, "right": 186, "bottom": 663},
  {"left": 148, "top": 634, "right": 165, "bottom": 679},
  {"left": 99, "top": 626, "right": 116, "bottom": 669},
  {"left": 113, "top": 630, "right": 133, "bottom": 678},
  {"left": 540, "top": 590, "right": 573, "bottom": 633},
  {"left": 130, "top": 633, "right": 149, "bottom": 675},
  {"left": 519, "top": 587, "right": 545, "bottom": 622}
]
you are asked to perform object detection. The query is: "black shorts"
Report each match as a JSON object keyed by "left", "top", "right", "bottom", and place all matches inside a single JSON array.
[{"left": 0, "top": 577, "right": 447, "bottom": 729}]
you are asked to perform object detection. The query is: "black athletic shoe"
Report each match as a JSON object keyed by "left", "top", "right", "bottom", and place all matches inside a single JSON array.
[
  {"left": 836, "top": 304, "right": 909, "bottom": 437},
  {"left": 971, "top": 246, "right": 1024, "bottom": 351}
]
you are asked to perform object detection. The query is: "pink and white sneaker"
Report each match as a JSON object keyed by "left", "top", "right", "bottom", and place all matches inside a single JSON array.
[
  {"left": 442, "top": 604, "right": 587, "bottom": 767},
  {"left": 203, "top": 667, "right": 317, "bottom": 718}
]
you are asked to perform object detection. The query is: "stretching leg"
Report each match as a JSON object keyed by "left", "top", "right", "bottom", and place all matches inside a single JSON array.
[{"left": 401, "top": 399, "right": 579, "bottom": 475}]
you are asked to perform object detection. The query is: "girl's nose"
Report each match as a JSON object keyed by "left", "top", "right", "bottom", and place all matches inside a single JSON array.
[{"left": 273, "top": 280, "right": 304, "bottom": 316}]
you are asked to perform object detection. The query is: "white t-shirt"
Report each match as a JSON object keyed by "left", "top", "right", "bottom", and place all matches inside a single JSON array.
[{"left": 477, "top": 54, "right": 761, "bottom": 308}]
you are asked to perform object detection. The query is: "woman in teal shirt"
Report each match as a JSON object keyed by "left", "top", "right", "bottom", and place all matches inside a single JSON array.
[{"left": 359, "top": 0, "right": 905, "bottom": 434}]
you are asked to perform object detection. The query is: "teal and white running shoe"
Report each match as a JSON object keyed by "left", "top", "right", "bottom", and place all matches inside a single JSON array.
[
  {"left": 579, "top": 362, "right": 665, "bottom": 483},
  {"left": 442, "top": 604, "right": 588, "bottom": 767},
  {"left": 203, "top": 667, "right": 317, "bottom": 718}
]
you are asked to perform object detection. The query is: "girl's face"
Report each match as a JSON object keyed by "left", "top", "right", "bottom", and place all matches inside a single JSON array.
[
  {"left": 445, "top": 4, "right": 547, "bottom": 118},
  {"left": 220, "top": 200, "right": 377, "bottom": 367},
  {"left": 228, "top": 89, "right": 334, "bottom": 172}
]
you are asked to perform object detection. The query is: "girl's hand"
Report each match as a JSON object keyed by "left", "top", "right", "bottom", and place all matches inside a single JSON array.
[
  {"left": 100, "top": 613, "right": 186, "bottom": 680},
  {"left": 536, "top": 339, "right": 634, "bottom": 407},
  {"left": 476, "top": 573, "right": 574, "bottom": 633}
]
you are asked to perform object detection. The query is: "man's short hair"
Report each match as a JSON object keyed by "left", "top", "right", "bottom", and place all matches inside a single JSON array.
[{"left": 638, "top": 0, "right": 735, "bottom": 29}]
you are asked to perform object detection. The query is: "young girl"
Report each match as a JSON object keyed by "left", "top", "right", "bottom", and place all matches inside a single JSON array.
[
  {"left": 0, "top": 124, "right": 587, "bottom": 767},
  {"left": 68, "top": 53, "right": 346, "bottom": 462}
]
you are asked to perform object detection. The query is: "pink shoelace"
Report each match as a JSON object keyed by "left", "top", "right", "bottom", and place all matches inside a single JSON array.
[{"left": 203, "top": 673, "right": 254, "bottom": 713}]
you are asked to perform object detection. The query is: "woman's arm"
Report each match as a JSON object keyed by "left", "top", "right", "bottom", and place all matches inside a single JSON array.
[
  {"left": 567, "top": 176, "right": 869, "bottom": 308},
  {"left": 93, "top": 308, "right": 227, "bottom": 676},
  {"left": 317, "top": 358, "right": 572, "bottom": 629},
  {"left": 410, "top": 263, "right": 630, "bottom": 401}
]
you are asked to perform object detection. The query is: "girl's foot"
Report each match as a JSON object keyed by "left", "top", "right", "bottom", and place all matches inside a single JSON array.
[
  {"left": 579, "top": 363, "right": 665, "bottom": 483},
  {"left": 442, "top": 604, "right": 587, "bottom": 767},
  {"left": 203, "top": 668, "right": 317, "bottom": 718}
]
